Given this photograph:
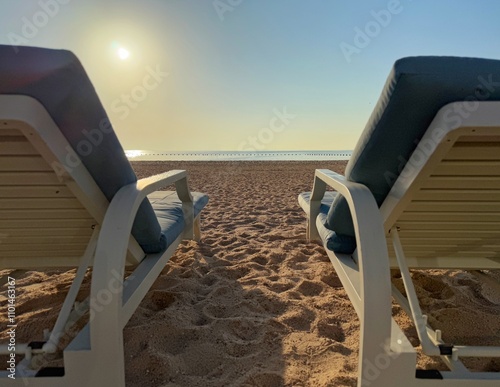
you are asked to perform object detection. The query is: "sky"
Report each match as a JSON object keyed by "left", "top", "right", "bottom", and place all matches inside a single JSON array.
[{"left": 1, "top": 0, "right": 500, "bottom": 151}]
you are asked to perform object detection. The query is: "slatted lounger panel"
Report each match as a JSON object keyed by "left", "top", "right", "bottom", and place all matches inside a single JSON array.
[
  {"left": 0, "top": 129, "right": 95, "bottom": 265},
  {"left": 388, "top": 137, "right": 500, "bottom": 267}
]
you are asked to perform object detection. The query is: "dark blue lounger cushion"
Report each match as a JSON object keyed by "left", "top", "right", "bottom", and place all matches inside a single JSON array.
[
  {"left": 0, "top": 45, "right": 172, "bottom": 253},
  {"left": 149, "top": 191, "right": 209, "bottom": 247},
  {"left": 324, "top": 56, "right": 500, "bottom": 253}
]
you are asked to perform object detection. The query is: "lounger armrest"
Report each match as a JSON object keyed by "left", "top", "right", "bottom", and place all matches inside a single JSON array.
[
  {"left": 89, "top": 169, "right": 194, "bottom": 350},
  {"left": 307, "top": 169, "right": 345, "bottom": 241},
  {"left": 313, "top": 169, "right": 393, "bottom": 359},
  {"left": 136, "top": 169, "right": 191, "bottom": 197},
  {"left": 137, "top": 170, "right": 195, "bottom": 239}
]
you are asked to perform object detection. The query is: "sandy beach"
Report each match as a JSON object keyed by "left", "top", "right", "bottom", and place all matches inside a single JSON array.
[{"left": 1, "top": 161, "right": 499, "bottom": 386}]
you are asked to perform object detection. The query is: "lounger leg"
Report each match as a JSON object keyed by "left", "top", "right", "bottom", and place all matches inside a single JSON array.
[
  {"left": 42, "top": 228, "right": 99, "bottom": 355},
  {"left": 86, "top": 216, "right": 129, "bottom": 386},
  {"left": 87, "top": 279, "right": 127, "bottom": 387},
  {"left": 358, "top": 334, "right": 417, "bottom": 387},
  {"left": 63, "top": 329, "right": 125, "bottom": 387}
]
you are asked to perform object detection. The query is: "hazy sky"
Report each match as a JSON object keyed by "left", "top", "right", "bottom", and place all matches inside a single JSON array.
[{"left": 1, "top": 1, "right": 500, "bottom": 151}]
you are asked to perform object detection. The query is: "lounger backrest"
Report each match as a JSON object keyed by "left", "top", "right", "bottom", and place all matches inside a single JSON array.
[
  {"left": 0, "top": 45, "right": 166, "bottom": 255},
  {"left": 381, "top": 101, "right": 500, "bottom": 269},
  {"left": 0, "top": 110, "right": 141, "bottom": 267},
  {"left": 325, "top": 56, "right": 500, "bottom": 253}
]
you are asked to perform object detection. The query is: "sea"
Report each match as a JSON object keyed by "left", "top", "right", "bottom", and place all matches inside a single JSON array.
[{"left": 125, "top": 150, "right": 352, "bottom": 161}]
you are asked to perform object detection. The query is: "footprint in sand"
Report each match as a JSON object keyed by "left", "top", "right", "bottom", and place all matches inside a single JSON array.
[
  {"left": 457, "top": 271, "right": 500, "bottom": 306},
  {"left": 253, "top": 291, "right": 288, "bottom": 314},
  {"left": 146, "top": 290, "right": 177, "bottom": 311},
  {"left": 203, "top": 303, "right": 233, "bottom": 319},
  {"left": 224, "top": 339, "right": 261, "bottom": 359},
  {"left": 219, "top": 236, "right": 238, "bottom": 247},
  {"left": 296, "top": 280, "right": 324, "bottom": 297},
  {"left": 267, "top": 251, "right": 286, "bottom": 264},
  {"left": 291, "top": 250, "right": 309, "bottom": 262},
  {"left": 265, "top": 280, "right": 295, "bottom": 294},
  {"left": 320, "top": 273, "right": 343, "bottom": 288},
  {"left": 227, "top": 319, "right": 263, "bottom": 342},
  {"left": 479, "top": 280, "right": 500, "bottom": 305},
  {"left": 251, "top": 255, "right": 269, "bottom": 266},
  {"left": 207, "top": 284, "right": 234, "bottom": 299},
  {"left": 412, "top": 272, "right": 455, "bottom": 300},
  {"left": 280, "top": 307, "right": 316, "bottom": 331},
  {"left": 315, "top": 318, "right": 345, "bottom": 342}
]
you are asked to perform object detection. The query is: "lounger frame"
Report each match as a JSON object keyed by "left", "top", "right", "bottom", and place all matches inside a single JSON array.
[
  {"left": 0, "top": 95, "right": 202, "bottom": 386},
  {"left": 306, "top": 102, "right": 500, "bottom": 386}
]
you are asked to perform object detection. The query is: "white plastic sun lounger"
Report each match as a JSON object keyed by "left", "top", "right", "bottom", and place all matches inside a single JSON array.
[
  {"left": 299, "top": 57, "right": 500, "bottom": 386},
  {"left": 0, "top": 45, "right": 208, "bottom": 386}
]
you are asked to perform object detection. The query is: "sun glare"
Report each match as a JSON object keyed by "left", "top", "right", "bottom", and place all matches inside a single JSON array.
[
  {"left": 117, "top": 47, "right": 130, "bottom": 60},
  {"left": 125, "top": 150, "right": 143, "bottom": 158}
]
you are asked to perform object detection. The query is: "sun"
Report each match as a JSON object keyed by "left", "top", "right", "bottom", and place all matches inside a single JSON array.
[{"left": 117, "top": 47, "right": 130, "bottom": 60}]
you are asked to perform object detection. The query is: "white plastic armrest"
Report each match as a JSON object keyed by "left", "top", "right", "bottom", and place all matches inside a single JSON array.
[
  {"left": 313, "top": 169, "right": 393, "bottom": 357},
  {"left": 89, "top": 170, "right": 194, "bottom": 349},
  {"left": 138, "top": 170, "right": 195, "bottom": 238},
  {"left": 308, "top": 171, "right": 328, "bottom": 240}
]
